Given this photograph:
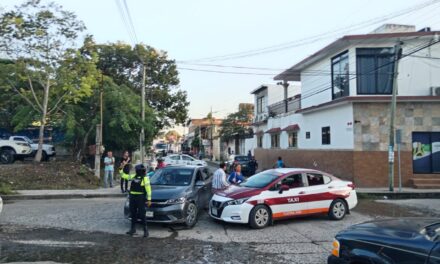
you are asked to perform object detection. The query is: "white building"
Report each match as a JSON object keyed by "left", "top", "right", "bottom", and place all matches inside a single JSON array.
[{"left": 253, "top": 24, "right": 440, "bottom": 188}]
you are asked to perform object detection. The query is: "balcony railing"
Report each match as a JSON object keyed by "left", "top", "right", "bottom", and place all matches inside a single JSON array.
[{"left": 267, "top": 95, "right": 301, "bottom": 116}]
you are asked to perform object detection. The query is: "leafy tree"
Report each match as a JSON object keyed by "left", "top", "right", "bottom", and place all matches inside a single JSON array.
[
  {"left": 219, "top": 107, "right": 253, "bottom": 141},
  {"left": 165, "top": 130, "right": 181, "bottom": 143},
  {"left": 91, "top": 42, "right": 189, "bottom": 130},
  {"left": 0, "top": 0, "right": 99, "bottom": 161}
]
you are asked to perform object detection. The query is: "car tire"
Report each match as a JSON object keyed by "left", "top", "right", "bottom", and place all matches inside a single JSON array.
[
  {"left": 0, "top": 149, "right": 15, "bottom": 164},
  {"left": 184, "top": 202, "right": 198, "bottom": 228},
  {"left": 42, "top": 151, "right": 48, "bottom": 162},
  {"left": 328, "top": 199, "right": 347, "bottom": 220},
  {"left": 249, "top": 205, "right": 271, "bottom": 229}
]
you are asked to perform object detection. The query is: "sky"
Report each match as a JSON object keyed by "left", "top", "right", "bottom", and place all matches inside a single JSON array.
[{"left": 2, "top": 0, "right": 440, "bottom": 120}]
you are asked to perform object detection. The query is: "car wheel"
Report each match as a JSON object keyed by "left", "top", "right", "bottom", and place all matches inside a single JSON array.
[
  {"left": 0, "top": 149, "right": 15, "bottom": 164},
  {"left": 184, "top": 202, "right": 198, "bottom": 228},
  {"left": 249, "top": 205, "right": 271, "bottom": 229},
  {"left": 42, "top": 151, "right": 48, "bottom": 162},
  {"left": 328, "top": 199, "right": 347, "bottom": 220}
]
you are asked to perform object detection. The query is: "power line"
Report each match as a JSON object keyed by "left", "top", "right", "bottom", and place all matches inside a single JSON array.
[{"left": 179, "top": 0, "right": 440, "bottom": 63}]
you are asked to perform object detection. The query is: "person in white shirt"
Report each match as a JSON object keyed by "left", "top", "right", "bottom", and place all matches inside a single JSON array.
[
  {"left": 212, "top": 162, "right": 229, "bottom": 192},
  {"left": 104, "top": 151, "right": 115, "bottom": 188}
]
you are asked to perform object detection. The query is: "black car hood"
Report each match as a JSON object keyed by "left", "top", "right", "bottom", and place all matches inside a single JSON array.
[
  {"left": 344, "top": 218, "right": 439, "bottom": 236},
  {"left": 150, "top": 185, "right": 190, "bottom": 200}
]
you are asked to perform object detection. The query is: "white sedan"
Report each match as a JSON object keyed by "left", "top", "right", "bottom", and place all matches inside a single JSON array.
[
  {"left": 209, "top": 168, "right": 357, "bottom": 229},
  {"left": 164, "top": 154, "right": 207, "bottom": 166}
]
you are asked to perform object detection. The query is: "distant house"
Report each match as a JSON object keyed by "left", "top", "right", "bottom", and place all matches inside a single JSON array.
[
  {"left": 186, "top": 118, "right": 223, "bottom": 160},
  {"left": 253, "top": 24, "right": 440, "bottom": 188}
]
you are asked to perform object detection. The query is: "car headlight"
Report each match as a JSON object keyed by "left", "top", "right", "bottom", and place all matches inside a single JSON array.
[
  {"left": 331, "top": 239, "right": 340, "bottom": 257},
  {"left": 165, "top": 197, "right": 186, "bottom": 204},
  {"left": 226, "top": 197, "right": 249, "bottom": 206}
]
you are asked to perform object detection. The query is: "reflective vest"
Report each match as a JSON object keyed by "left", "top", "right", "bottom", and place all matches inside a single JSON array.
[{"left": 123, "top": 172, "right": 151, "bottom": 200}]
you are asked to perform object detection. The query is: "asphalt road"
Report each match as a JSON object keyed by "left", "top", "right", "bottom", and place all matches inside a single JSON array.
[{"left": 0, "top": 197, "right": 434, "bottom": 264}]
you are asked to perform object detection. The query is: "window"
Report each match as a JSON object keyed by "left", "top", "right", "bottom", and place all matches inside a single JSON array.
[
  {"left": 257, "top": 96, "right": 264, "bottom": 113},
  {"left": 322, "top": 127, "right": 330, "bottom": 145},
  {"left": 288, "top": 132, "right": 298, "bottom": 148},
  {"left": 257, "top": 135, "right": 263, "bottom": 148},
  {"left": 356, "top": 48, "right": 395, "bottom": 94},
  {"left": 306, "top": 173, "right": 325, "bottom": 186},
  {"left": 306, "top": 132, "right": 311, "bottom": 139},
  {"left": 13, "top": 137, "right": 25, "bottom": 142},
  {"left": 271, "top": 133, "right": 280, "bottom": 148},
  {"left": 182, "top": 155, "right": 194, "bottom": 161},
  {"left": 412, "top": 132, "right": 440, "bottom": 174},
  {"left": 170, "top": 155, "right": 180, "bottom": 161},
  {"left": 332, "top": 51, "right": 349, "bottom": 99},
  {"left": 279, "top": 174, "right": 303, "bottom": 188}
]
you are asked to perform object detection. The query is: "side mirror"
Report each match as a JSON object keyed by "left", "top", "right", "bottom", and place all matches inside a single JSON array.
[
  {"left": 279, "top": 184, "right": 290, "bottom": 194},
  {"left": 195, "top": 180, "right": 205, "bottom": 187}
]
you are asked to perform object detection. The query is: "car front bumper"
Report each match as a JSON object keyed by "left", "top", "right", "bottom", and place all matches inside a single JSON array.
[
  {"left": 327, "top": 255, "right": 349, "bottom": 264},
  {"left": 209, "top": 195, "right": 253, "bottom": 224},
  {"left": 125, "top": 200, "right": 187, "bottom": 224}
]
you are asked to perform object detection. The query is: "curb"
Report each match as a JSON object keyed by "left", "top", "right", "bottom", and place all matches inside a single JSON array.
[
  {"left": 357, "top": 192, "right": 440, "bottom": 200},
  {"left": 2, "top": 193, "right": 126, "bottom": 201}
]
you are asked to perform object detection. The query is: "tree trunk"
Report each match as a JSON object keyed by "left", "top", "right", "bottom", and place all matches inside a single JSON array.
[{"left": 35, "top": 80, "right": 50, "bottom": 162}]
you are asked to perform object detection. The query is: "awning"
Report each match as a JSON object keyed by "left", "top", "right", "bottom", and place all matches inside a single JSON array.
[
  {"left": 265, "top": 127, "right": 281, "bottom": 134},
  {"left": 282, "top": 124, "right": 300, "bottom": 132}
]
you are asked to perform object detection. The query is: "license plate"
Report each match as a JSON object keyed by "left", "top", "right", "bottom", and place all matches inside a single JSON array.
[
  {"left": 145, "top": 211, "right": 154, "bottom": 218},
  {"left": 211, "top": 207, "right": 218, "bottom": 216}
]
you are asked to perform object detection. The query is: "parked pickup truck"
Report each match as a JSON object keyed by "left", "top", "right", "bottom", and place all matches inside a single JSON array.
[
  {"left": 9, "top": 136, "right": 56, "bottom": 161},
  {"left": 0, "top": 137, "right": 33, "bottom": 164}
]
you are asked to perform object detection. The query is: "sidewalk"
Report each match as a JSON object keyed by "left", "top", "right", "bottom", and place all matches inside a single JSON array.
[{"left": 2, "top": 186, "right": 125, "bottom": 201}]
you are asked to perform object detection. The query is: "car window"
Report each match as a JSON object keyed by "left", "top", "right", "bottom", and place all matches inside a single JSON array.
[
  {"left": 150, "top": 168, "right": 194, "bottom": 186},
  {"left": 202, "top": 168, "right": 212, "bottom": 179},
  {"left": 235, "top": 156, "right": 249, "bottom": 162},
  {"left": 195, "top": 170, "right": 204, "bottom": 182},
  {"left": 169, "top": 155, "right": 180, "bottom": 161},
  {"left": 306, "top": 173, "right": 325, "bottom": 186},
  {"left": 240, "top": 172, "right": 279, "bottom": 188},
  {"left": 13, "top": 137, "right": 25, "bottom": 142},
  {"left": 323, "top": 175, "right": 332, "bottom": 184},
  {"left": 280, "top": 174, "right": 304, "bottom": 188},
  {"left": 182, "top": 155, "right": 193, "bottom": 161}
]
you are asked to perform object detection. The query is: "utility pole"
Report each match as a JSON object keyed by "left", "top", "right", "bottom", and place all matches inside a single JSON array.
[
  {"left": 388, "top": 42, "right": 402, "bottom": 192},
  {"left": 210, "top": 107, "right": 213, "bottom": 161},
  {"left": 140, "top": 63, "right": 146, "bottom": 165},
  {"left": 95, "top": 74, "right": 104, "bottom": 179},
  {"left": 283, "top": 81, "right": 289, "bottom": 113}
]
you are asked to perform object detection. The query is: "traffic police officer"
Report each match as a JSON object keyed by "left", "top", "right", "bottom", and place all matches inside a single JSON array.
[{"left": 123, "top": 164, "right": 152, "bottom": 237}]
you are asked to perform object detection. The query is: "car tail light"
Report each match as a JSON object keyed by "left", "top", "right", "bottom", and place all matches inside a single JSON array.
[{"left": 347, "top": 183, "right": 355, "bottom": 190}]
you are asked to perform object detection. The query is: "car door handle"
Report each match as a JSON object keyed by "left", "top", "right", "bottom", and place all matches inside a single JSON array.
[{"left": 299, "top": 191, "right": 306, "bottom": 195}]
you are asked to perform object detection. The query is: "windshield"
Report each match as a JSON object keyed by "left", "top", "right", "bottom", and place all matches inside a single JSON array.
[
  {"left": 235, "top": 156, "right": 249, "bottom": 162},
  {"left": 150, "top": 168, "right": 194, "bottom": 186},
  {"left": 240, "top": 172, "right": 279, "bottom": 188},
  {"left": 155, "top": 143, "right": 167, "bottom": 149}
]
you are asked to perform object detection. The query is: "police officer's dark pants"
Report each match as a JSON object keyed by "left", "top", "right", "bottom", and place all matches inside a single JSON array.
[
  {"left": 129, "top": 194, "right": 147, "bottom": 228},
  {"left": 121, "top": 178, "right": 128, "bottom": 192}
]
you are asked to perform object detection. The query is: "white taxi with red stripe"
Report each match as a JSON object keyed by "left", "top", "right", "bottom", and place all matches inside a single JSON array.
[{"left": 209, "top": 168, "right": 357, "bottom": 229}]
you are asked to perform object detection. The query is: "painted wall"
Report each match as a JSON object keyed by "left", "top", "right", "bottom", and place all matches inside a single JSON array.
[
  {"left": 264, "top": 103, "right": 354, "bottom": 150},
  {"left": 299, "top": 37, "right": 440, "bottom": 109}
]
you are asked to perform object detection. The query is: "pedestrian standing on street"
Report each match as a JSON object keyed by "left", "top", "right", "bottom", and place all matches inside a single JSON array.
[
  {"left": 228, "top": 164, "right": 245, "bottom": 184},
  {"left": 103, "top": 151, "right": 115, "bottom": 188},
  {"left": 119, "top": 150, "right": 131, "bottom": 193},
  {"left": 125, "top": 164, "right": 152, "bottom": 238},
  {"left": 275, "top": 156, "right": 285, "bottom": 168},
  {"left": 212, "top": 162, "right": 229, "bottom": 192},
  {"left": 247, "top": 150, "right": 252, "bottom": 160},
  {"left": 248, "top": 156, "right": 258, "bottom": 176}
]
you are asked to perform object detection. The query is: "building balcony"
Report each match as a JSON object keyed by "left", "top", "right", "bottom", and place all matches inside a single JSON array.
[{"left": 268, "top": 94, "right": 301, "bottom": 117}]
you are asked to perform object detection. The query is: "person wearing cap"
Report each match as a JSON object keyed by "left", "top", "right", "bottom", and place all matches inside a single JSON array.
[{"left": 124, "top": 164, "right": 152, "bottom": 238}]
